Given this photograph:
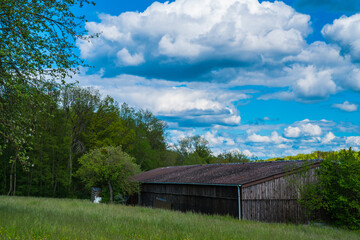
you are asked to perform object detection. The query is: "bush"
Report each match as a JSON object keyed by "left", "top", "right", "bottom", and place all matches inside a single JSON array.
[
  {"left": 301, "top": 148, "right": 360, "bottom": 229},
  {"left": 77, "top": 146, "right": 141, "bottom": 204}
]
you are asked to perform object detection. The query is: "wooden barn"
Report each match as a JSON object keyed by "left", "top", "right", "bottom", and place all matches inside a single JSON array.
[{"left": 131, "top": 160, "right": 320, "bottom": 223}]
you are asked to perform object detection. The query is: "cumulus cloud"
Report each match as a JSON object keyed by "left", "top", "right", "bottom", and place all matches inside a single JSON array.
[
  {"left": 167, "top": 129, "right": 195, "bottom": 146},
  {"left": 72, "top": 70, "right": 247, "bottom": 128},
  {"left": 247, "top": 131, "right": 288, "bottom": 144},
  {"left": 204, "top": 131, "right": 235, "bottom": 147},
  {"left": 292, "top": 65, "right": 337, "bottom": 100},
  {"left": 322, "top": 14, "right": 360, "bottom": 61},
  {"left": 322, "top": 132, "right": 336, "bottom": 144},
  {"left": 302, "top": 123, "right": 322, "bottom": 136},
  {"left": 77, "top": 0, "right": 360, "bottom": 104},
  {"left": 78, "top": 0, "right": 311, "bottom": 79},
  {"left": 258, "top": 41, "right": 360, "bottom": 101},
  {"left": 283, "top": 121, "right": 322, "bottom": 138},
  {"left": 284, "top": 42, "right": 360, "bottom": 92},
  {"left": 227, "top": 148, "right": 255, "bottom": 157},
  {"left": 116, "top": 48, "right": 144, "bottom": 66},
  {"left": 332, "top": 101, "right": 358, "bottom": 112},
  {"left": 346, "top": 136, "right": 360, "bottom": 146},
  {"left": 284, "top": 126, "right": 301, "bottom": 138}
]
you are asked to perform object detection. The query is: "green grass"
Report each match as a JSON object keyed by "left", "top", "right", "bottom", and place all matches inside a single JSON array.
[{"left": 0, "top": 196, "right": 359, "bottom": 240}]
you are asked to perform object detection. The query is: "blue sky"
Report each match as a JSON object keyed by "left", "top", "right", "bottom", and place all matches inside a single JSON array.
[{"left": 73, "top": 0, "right": 360, "bottom": 158}]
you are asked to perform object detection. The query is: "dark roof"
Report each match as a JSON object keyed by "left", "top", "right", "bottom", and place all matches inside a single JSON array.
[{"left": 134, "top": 160, "right": 321, "bottom": 187}]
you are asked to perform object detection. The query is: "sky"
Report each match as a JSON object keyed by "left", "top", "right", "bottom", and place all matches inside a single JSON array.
[{"left": 72, "top": 0, "right": 360, "bottom": 158}]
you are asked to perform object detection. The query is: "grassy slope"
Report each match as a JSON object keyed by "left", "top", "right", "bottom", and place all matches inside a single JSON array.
[{"left": 0, "top": 196, "right": 359, "bottom": 240}]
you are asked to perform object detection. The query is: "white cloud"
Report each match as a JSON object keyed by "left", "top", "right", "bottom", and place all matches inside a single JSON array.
[
  {"left": 248, "top": 133, "right": 271, "bottom": 143},
  {"left": 72, "top": 70, "right": 247, "bottom": 127},
  {"left": 292, "top": 65, "right": 337, "bottom": 100},
  {"left": 270, "top": 132, "right": 289, "bottom": 144},
  {"left": 284, "top": 121, "right": 322, "bottom": 138},
  {"left": 322, "top": 132, "right": 336, "bottom": 144},
  {"left": 227, "top": 148, "right": 255, "bottom": 157},
  {"left": 116, "top": 48, "right": 144, "bottom": 66},
  {"left": 332, "top": 101, "right": 358, "bottom": 112},
  {"left": 276, "top": 144, "right": 291, "bottom": 149},
  {"left": 79, "top": 0, "right": 310, "bottom": 64},
  {"left": 284, "top": 126, "right": 301, "bottom": 138},
  {"left": 258, "top": 42, "right": 360, "bottom": 101},
  {"left": 322, "top": 13, "right": 360, "bottom": 61},
  {"left": 301, "top": 123, "right": 322, "bottom": 136},
  {"left": 346, "top": 136, "right": 360, "bottom": 146},
  {"left": 247, "top": 131, "right": 288, "bottom": 144},
  {"left": 242, "top": 149, "right": 254, "bottom": 157},
  {"left": 167, "top": 129, "right": 195, "bottom": 146},
  {"left": 204, "top": 131, "right": 235, "bottom": 147}
]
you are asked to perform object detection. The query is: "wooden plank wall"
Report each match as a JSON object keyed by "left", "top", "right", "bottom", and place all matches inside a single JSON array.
[
  {"left": 140, "top": 183, "right": 239, "bottom": 217},
  {"left": 241, "top": 168, "right": 317, "bottom": 223}
]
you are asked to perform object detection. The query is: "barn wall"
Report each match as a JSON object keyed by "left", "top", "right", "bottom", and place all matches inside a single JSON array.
[
  {"left": 241, "top": 168, "right": 317, "bottom": 223},
  {"left": 140, "top": 183, "right": 239, "bottom": 217}
]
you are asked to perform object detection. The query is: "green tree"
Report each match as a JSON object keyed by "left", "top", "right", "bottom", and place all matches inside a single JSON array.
[
  {"left": 211, "top": 151, "right": 251, "bottom": 164},
  {"left": 0, "top": 0, "right": 95, "bottom": 194},
  {"left": 119, "top": 103, "right": 167, "bottom": 170},
  {"left": 300, "top": 148, "right": 360, "bottom": 229},
  {"left": 175, "top": 136, "right": 213, "bottom": 165},
  {"left": 84, "top": 96, "right": 136, "bottom": 151},
  {"left": 77, "top": 146, "right": 141, "bottom": 204}
]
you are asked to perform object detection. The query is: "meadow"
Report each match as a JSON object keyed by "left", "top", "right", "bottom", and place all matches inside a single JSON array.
[{"left": 0, "top": 196, "right": 359, "bottom": 240}]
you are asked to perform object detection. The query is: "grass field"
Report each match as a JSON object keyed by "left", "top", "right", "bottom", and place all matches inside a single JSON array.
[{"left": 0, "top": 196, "right": 359, "bottom": 240}]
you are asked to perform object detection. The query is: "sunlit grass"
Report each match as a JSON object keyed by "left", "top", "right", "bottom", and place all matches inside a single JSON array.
[{"left": 0, "top": 196, "right": 359, "bottom": 240}]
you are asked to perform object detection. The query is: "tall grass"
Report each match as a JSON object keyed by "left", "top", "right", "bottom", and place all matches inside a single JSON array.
[{"left": 0, "top": 196, "right": 359, "bottom": 240}]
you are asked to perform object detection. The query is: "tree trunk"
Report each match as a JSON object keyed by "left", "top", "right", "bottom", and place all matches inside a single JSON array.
[
  {"left": 7, "top": 159, "right": 16, "bottom": 196},
  {"left": 27, "top": 168, "right": 33, "bottom": 196},
  {"left": 53, "top": 178, "right": 57, "bottom": 197},
  {"left": 7, "top": 162, "right": 13, "bottom": 196},
  {"left": 13, "top": 159, "right": 16, "bottom": 196},
  {"left": 108, "top": 180, "right": 113, "bottom": 204},
  {"left": 69, "top": 146, "right": 72, "bottom": 187}
]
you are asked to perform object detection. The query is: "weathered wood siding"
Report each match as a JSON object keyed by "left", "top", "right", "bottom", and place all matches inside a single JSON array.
[
  {"left": 140, "top": 183, "right": 239, "bottom": 217},
  {"left": 241, "top": 168, "right": 317, "bottom": 223}
]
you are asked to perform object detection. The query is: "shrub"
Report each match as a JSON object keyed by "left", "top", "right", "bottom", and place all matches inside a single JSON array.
[
  {"left": 301, "top": 148, "right": 360, "bottom": 229},
  {"left": 77, "top": 146, "right": 141, "bottom": 204}
]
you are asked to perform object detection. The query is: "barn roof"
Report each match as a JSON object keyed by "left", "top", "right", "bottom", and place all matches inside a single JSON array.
[{"left": 134, "top": 160, "right": 321, "bottom": 187}]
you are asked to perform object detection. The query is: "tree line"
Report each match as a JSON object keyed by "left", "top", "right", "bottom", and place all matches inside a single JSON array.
[
  {"left": 1, "top": 82, "right": 168, "bottom": 198},
  {"left": 0, "top": 80, "right": 254, "bottom": 198}
]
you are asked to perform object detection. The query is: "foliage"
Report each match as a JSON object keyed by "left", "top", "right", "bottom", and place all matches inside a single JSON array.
[
  {"left": 210, "top": 151, "right": 251, "bottom": 164},
  {"left": 1, "top": 196, "right": 360, "bottom": 240},
  {"left": 119, "top": 103, "right": 167, "bottom": 170},
  {"left": 0, "top": 0, "right": 95, "bottom": 195},
  {"left": 0, "top": 0, "right": 95, "bottom": 81},
  {"left": 266, "top": 150, "right": 334, "bottom": 161},
  {"left": 77, "top": 146, "right": 141, "bottom": 204},
  {"left": 175, "top": 135, "right": 213, "bottom": 165},
  {"left": 300, "top": 148, "right": 360, "bottom": 229},
  {"left": 0, "top": 83, "right": 170, "bottom": 198}
]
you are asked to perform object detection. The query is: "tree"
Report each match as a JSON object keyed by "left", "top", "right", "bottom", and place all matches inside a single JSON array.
[
  {"left": 84, "top": 96, "right": 136, "bottom": 151},
  {"left": 211, "top": 151, "right": 251, "bottom": 164},
  {"left": 0, "top": 0, "right": 95, "bottom": 194},
  {"left": 175, "top": 136, "right": 213, "bottom": 165},
  {"left": 77, "top": 146, "right": 141, "bottom": 204},
  {"left": 300, "top": 148, "right": 360, "bottom": 229},
  {"left": 119, "top": 103, "right": 167, "bottom": 171},
  {"left": 0, "top": 0, "right": 94, "bottom": 81}
]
